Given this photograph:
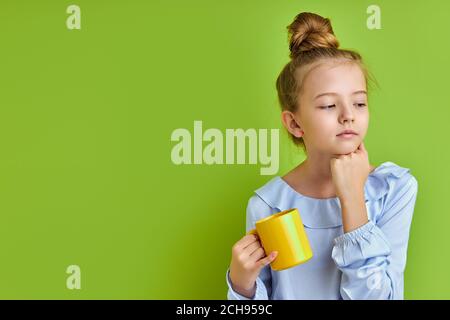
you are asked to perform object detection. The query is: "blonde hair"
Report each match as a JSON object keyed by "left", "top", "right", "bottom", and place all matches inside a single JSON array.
[{"left": 275, "top": 12, "right": 377, "bottom": 152}]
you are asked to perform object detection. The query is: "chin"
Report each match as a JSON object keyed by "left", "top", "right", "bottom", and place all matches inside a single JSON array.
[{"left": 333, "top": 143, "right": 359, "bottom": 155}]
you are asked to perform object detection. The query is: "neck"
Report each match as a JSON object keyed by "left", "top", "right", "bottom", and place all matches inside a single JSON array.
[
  {"left": 285, "top": 153, "right": 337, "bottom": 199},
  {"left": 299, "top": 154, "right": 334, "bottom": 185}
]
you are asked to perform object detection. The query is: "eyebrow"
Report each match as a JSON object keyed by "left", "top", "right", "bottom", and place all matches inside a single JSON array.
[{"left": 314, "top": 90, "right": 367, "bottom": 100}]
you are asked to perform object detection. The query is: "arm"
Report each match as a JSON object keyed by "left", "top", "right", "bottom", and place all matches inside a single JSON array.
[
  {"left": 331, "top": 175, "right": 418, "bottom": 300},
  {"left": 226, "top": 195, "right": 273, "bottom": 300}
]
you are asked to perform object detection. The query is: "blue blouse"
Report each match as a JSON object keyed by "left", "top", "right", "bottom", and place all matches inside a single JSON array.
[{"left": 226, "top": 161, "right": 418, "bottom": 300}]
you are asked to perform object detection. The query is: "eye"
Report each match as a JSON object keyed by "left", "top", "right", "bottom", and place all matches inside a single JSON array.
[
  {"left": 355, "top": 103, "right": 366, "bottom": 107},
  {"left": 319, "top": 104, "right": 335, "bottom": 109}
]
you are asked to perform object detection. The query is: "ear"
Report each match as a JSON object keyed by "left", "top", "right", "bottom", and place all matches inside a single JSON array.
[{"left": 281, "top": 111, "right": 304, "bottom": 138}]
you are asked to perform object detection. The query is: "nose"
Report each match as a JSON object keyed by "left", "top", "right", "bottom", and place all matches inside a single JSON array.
[{"left": 339, "top": 103, "right": 355, "bottom": 124}]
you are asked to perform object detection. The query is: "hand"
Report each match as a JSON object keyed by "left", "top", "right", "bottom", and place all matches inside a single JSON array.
[
  {"left": 330, "top": 141, "right": 371, "bottom": 202},
  {"left": 229, "top": 234, "right": 278, "bottom": 298}
]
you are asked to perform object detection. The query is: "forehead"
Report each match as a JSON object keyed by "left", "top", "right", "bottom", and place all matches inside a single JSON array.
[{"left": 299, "top": 60, "right": 366, "bottom": 100}]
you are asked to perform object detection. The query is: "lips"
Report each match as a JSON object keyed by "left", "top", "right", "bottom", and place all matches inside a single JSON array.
[
  {"left": 337, "top": 133, "right": 357, "bottom": 138},
  {"left": 337, "top": 130, "right": 357, "bottom": 136}
]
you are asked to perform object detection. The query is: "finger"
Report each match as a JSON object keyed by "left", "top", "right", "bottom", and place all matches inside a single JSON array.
[
  {"left": 237, "top": 234, "right": 259, "bottom": 250},
  {"left": 257, "top": 251, "right": 278, "bottom": 269},
  {"left": 358, "top": 141, "right": 367, "bottom": 152},
  {"left": 249, "top": 247, "right": 266, "bottom": 262},
  {"left": 352, "top": 142, "right": 363, "bottom": 155},
  {"left": 243, "top": 241, "right": 262, "bottom": 255}
]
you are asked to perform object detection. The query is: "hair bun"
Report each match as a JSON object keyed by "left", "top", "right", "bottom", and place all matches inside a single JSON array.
[{"left": 287, "top": 12, "right": 340, "bottom": 58}]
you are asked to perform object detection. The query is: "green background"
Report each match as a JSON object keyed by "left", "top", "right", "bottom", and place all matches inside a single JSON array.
[{"left": 0, "top": 0, "right": 447, "bottom": 299}]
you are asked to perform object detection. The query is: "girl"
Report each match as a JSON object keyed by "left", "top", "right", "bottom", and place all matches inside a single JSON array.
[{"left": 226, "top": 12, "right": 418, "bottom": 300}]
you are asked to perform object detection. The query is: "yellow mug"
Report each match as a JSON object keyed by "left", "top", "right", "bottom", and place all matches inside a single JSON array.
[{"left": 247, "top": 208, "right": 313, "bottom": 271}]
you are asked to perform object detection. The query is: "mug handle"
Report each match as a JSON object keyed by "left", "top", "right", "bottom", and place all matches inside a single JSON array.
[{"left": 247, "top": 228, "right": 257, "bottom": 235}]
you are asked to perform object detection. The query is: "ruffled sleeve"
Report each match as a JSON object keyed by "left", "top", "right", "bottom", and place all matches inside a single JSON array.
[
  {"left": 331, "top": 167, "right": 418, "bottom": 300},
  {"left": 226, "top": 195, "right": 275, "bottom": 300}
]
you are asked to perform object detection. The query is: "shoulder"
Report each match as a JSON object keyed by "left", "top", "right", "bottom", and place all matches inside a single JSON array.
[
  {"left": 367, "top": 161, "right": 418, "bottom": 199},
  {"left": 366, "top": 161, "right": 419, "bottom": 222},
  {"left": 245, "top": 177, "right": 284, "bottom": 222}
]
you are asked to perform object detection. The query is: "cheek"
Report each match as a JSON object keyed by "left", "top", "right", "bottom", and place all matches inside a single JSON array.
[
  {"left": 356, "top": 115, "right": 369, "bottom": 137},
  {"left": 306, "top": 117, "right": 336, "bottom": 139},
  {"left": 315, "top": 115, "right": 337, "bottom": 132},
  {"left": 302, "top": 112, "right": 336, "bottom": 135},
  {"left": 360, "top": 113, "right": 370, "bottom": 128}
]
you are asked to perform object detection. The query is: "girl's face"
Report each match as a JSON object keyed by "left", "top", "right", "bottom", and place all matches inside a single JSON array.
[{"left": 284, "top": 60, "right": 369, "bottom": 156}]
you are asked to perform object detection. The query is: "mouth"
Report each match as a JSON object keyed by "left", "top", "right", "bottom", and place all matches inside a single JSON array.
[
  {"left": 337, "top": 129, "right": 358, "bottom": 136},
  {"left": 336, "top": 133, "right": 358, "bottom": 138}
]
